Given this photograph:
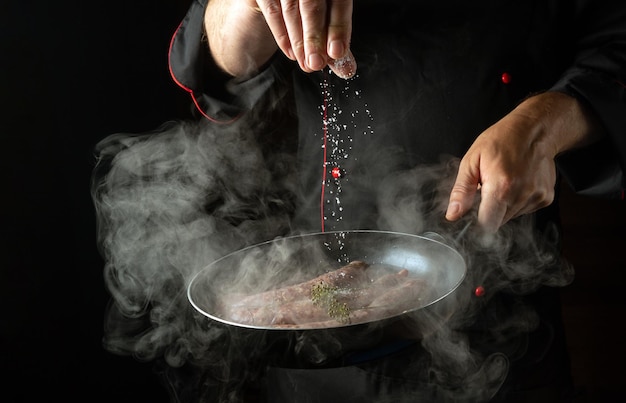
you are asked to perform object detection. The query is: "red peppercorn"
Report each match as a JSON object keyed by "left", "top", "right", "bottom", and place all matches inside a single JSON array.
[
  {"left": 501, "top": 72, "right": 512, "bottom": 84},
  {"left": 474, "top": 286, "right": 486, "bottom": 297}
]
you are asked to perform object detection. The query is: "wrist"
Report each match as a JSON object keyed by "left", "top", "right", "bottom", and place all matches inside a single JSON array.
[{"left": 514, "top": 91, "right": 604, "bottom": 158}]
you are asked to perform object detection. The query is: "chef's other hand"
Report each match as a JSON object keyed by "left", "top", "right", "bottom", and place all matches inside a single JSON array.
[
  {"left": 254, "top": 0, "right": 357, "bottom": 78},
  {"left": 445, "top": 91, "right": 604, "bottom": 232}
]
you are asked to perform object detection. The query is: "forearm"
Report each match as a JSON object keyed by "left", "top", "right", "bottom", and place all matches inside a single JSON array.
[{"left": 204, "top": 0, "right": 277, "bottom": 78}]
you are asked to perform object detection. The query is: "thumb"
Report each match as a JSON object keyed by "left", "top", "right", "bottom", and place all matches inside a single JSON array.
[
  {"left": 446, "top": 161, "right": 480, "bottom": 222},
  {"left": 328, "top": 49, "right": 357, "bottom": 79}
]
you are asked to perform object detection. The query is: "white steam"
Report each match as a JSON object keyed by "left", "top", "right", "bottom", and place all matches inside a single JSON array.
[
  {"left": 92, "top": 117, "right": 573, "bottom": 402},
  {"left": 92, "top": 119, "right": 296, "bottom": 364}
]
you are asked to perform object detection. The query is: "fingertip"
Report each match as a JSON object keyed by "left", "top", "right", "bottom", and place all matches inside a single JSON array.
[
  {"left": 445, "top": 201, "right": 461, "bottom": 221},
  {"left": 328, "top": 39, "right": 346, "bottom": 60},
  {"left": 307, "top": 53, "right": 326, "bottom": 71}
]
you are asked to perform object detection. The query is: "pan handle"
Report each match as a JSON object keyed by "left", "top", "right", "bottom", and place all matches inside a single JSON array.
[
  {"left": 422, "top": 221, "right": 486, "bottom": 298},
  {"left": 420, "top": 220, "right": 473, "bottom": 245},
  {"left": 453, "top": 220, "right": 473, "bottom": 243}
]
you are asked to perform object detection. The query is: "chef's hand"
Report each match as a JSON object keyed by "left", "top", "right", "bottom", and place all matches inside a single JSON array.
[
  {"left": 445, "top": 91, "right": 603, "bottom": 232},
  {"left": 205, "top": 0, "right": 356, "bottom": 79},
  {"left": 253, "top": 0, "right": 356, "bottom": 78}
]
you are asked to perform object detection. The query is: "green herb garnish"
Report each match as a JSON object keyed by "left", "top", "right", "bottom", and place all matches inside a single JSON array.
[{"left": 310, "top": 282, "right": 350, "bottom": 324}]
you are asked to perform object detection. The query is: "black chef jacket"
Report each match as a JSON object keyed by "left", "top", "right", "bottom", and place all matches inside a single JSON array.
[{"left": 168, "top": 0, "right": 626, "bottom": 402}]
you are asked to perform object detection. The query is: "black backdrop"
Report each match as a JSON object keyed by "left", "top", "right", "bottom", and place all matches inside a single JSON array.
[
  {"left": 1, "top": 1, "right": 193, "bottom": 401},
  {"left": 3, "top": 1, "right": 625, "bottom": 402}
]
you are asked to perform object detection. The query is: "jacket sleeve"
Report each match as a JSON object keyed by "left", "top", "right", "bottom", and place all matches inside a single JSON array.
[
  {"left": 551, "top": 1, "right": 626, "bottom": 199},
  {"left": 168, "top": 0, "right": 289, "bottom": 124}
]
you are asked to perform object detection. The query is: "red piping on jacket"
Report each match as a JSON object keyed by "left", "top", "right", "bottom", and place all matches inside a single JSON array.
[
  {"left": 167, "top": 20, "right": 240, "bottom": 125},
  {"left": 320, "top": 73, "right": 329, "bottom": 232}
]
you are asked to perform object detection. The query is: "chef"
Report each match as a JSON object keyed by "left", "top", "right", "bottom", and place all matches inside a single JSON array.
[{"left": 168, "top": 0, "right": 626, "bottom": 401}]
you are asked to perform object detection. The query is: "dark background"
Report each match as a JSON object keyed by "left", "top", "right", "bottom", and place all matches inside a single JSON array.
[
  {"left": 1, "top": 1, "right": 624, "bottom": 402},
  {"left": 1, "top": 1, "right": 191, "bottom": 401}
]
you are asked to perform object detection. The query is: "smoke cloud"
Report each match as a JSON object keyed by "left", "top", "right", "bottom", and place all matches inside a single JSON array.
[
  {"left": 91, "top": 118, "right": 297, "bottom": 377},
  {"left": 92, "top": 110, "right": 573, "bottom": 402}
]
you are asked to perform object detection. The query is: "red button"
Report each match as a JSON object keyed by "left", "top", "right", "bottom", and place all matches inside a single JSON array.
[
  {"left": 331, "top": 167, "right": 342, "bottom": 179},
  {"left": 501, "top": 72, "right": 512, "bottom": 84}
]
